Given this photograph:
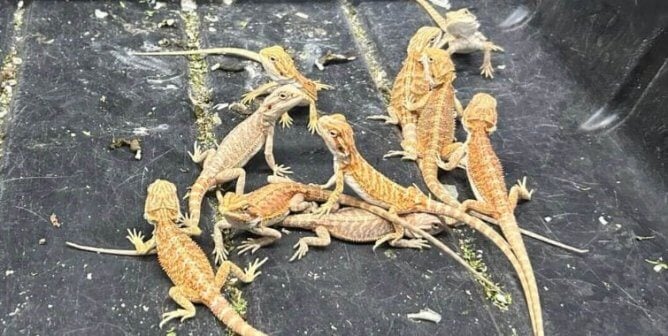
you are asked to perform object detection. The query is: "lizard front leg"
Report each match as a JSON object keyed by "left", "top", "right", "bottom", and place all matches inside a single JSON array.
[
  {"left": 188, "top": 141, "right": 216, "bottom": 167},
  {"left": 264, "top": 126, "right": 292, "bottom": 177},
  {"left": 384, "top": 123, "right": 418, "bottom": 161},
  {"left": 441, "top": 144, "right": 467, "bottom": 171},
  {"left": 480, "top": 41, "right": 504, "bottom": 79},
  {"left": 214, "top": 168, "right": 247, "bottom": 195},
  {"left": 237, "top": 227, "right": 283, "bottom": 255},
  {"left": 159, "top": 286, "right": 198, "bottom": 328},
  {"left": 290, "top": 226, "right": 331, "bottom": 261},
  {"left": 212, "top": 218, "right": 233, "bottom": 264},
  {"left": 306, "top": 98, "right": 320, "bottom": 134},
  {"left": 126, "top": 229, "right": 156, "bottom": 254},
  {"left": 240, "top": 81, "right": 279, "bottom": 105},
  {"left": 313, "top": 169, "right": 345, "bottom": 217}
]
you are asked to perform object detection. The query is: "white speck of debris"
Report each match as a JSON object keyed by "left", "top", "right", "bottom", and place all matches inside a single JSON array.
[
  {"left": 121, "top": 303, "right": 126, "bottom": 308},
  {"left": 465, "top": 289, "right": 471, "bottom": 296},
  {"left": 212, "top": 113, "right": 222, "bottom": 126},
  {"left": 330, "top": 325, "right": 337, "bottom": 331},
  {"left": 208, "top": 27, "right": 217, "bottom": 32},
  {"left": 134, "top": 149, "right": 142, "bottom": 160},
  {"left": 544, "top": 216, "right": 552, "bottom": 222},
  {"left": 8, "top": 307, "right": 20, "bottom": 316},
  {"left": 544, "top": 286, "right": 549, "bottom": 291},
  {"left": 497, "top": 64, "right": 506, "bottom": 69},
  {"left": 407, "top": 308, "right": 442, "bottom": 323},
  {"left": 205, "top": 14, "right": 219, "bottom": 22},
  {"left": 70, "top": 133, "right": 76, "bottom": 137},
  {"left": 38, "top": 238, "right": 46, "bottom": 245},
  {"left": 82, "top": 131, "right": 91, "bottom": 136},
  {"left": 281, "top": 228, "right": 291, "bottom": 235},
  {"left": 94, "top": 9, "right": 109, "bottom": 19},
  {"left": 5, "top": 270, "right": 14, "bottom": 276},
  {"left": 598, "top": 216, "right": 608, "bottom": 225},
  {"left": 210, "top": 63, "right": 221, "bottom": 71},
  {"left": 48, "top": 304, "right": 53, "bottom": 309},
  {"left": 213, "top": 103, "right": 228, "bottom": 111},
  {"left": 86, "top": 273, "right": 92, "bottom": 280},
  {"left": 142, "top": 305, "right": 149, "bottom": 312},
  {"left": 154, "top": 2, "right": 166, "bottom": 9},
  {"left": 295, "top": 12, "right": 309, "bottom": 19}
]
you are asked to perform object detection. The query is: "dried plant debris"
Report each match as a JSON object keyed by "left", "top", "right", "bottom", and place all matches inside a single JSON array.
[
  {"left": 49, "top": 213, "right": 61, "bottom": 228},
  {"left": 645, "top": 258, "right": 667, "bottom": 273},
  {"left": 109, "top": 138, "right": 142, "bottom": 160},
  {"left": 158, "top": 18, "right": 176, "bottom": 28},
  {"left": 459, "top": 236, "right": 512, "bottom": 310},
  {"left": 407, "top": 308, "right": 442, "bottom": 323},
  {"left": 315, "top": 50, "right": 357, "bottom": 70}
]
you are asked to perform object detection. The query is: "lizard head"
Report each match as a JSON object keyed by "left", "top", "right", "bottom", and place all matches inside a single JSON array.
[
  {"left": 407, "top": 26, "right": 443, "bottom": 52},
  {"left": 462, "top": 93, "right": 498, "bottom": 133},
  {"left": 403, "top": 213, "right": 445, "bottom": 235},
  {"left": 217, "top": 191, "right": 254, "bottom": 224},
  {"left": 257, "top": 84, "right": 310, "bottom": 122},
  {"left": 444, "top": 8, "right": 480, "bottom": 38},
  {"left": 144, "top": 179, "right": 181, "bottom": 224},
  {"left": 423, "top": 48, "right": 457, "bottom": 86},
  {"left": 260, "top": 45, "right": 318, "bottom": 99},
  {"left": 316, "top": 113, "right": 357, "bottom": 160}
]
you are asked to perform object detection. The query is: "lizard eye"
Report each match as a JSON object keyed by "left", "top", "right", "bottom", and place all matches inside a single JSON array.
[
  {"left": 269, "top": 56, "right": 277, "bottom": 62},
  {"left": 328, "top": 130, "right": 337, "bottom": 137},
  {"left": 428, "top": 57, "right": 434, "bottom": 62},
  {"left": 279, "top": 92, "right": 287, "bottom": 99}
]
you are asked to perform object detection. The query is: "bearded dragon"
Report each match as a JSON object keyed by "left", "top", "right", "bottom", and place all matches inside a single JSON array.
[
  {"left": 414, "top": 0, "right": 504, "bottom": 78},
  {"left": 314, "top": 114, "right": 542, "bottom": 336},
  {"left": 133, "top": 45, "right": 331, "bottom": 131},
  {"left": 443, "top": 93, "right": 542, "bottom": 335},
  {"left": 67, "top": 180, "right": 268, "bottom": 335},
  {"left": 184, "top": 84, "right": 308, "bottom": 232},
  {"left": 368, "top": 26, "right": 450, "bottom": 156},
  {"left": 213, "top": 178, "right": 505, "bottom": 294},
  {"left": 281, "top": 207, "right": 443, "bottom": 261}
]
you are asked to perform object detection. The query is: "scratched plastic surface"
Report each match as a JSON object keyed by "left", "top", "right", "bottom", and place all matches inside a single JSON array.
[{"left": 0, "top": 1, "right": 666, "bottom": 335}]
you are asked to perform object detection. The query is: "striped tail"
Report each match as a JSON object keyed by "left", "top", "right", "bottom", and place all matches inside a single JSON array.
[
  {"left": 427, "top": 200, "right": 543, "bottom": 336},
  {"left": 499, "top": 212, "right": 543, "bottom": 336},
  {"left": 419, "top": 157, "right": 459, "bottom": 207},
  {"left": 185, "top": 176, "right": 213, "bottom": 228},
  {"left": 207, "top": 295, "right": 267, "bottom": 336}
]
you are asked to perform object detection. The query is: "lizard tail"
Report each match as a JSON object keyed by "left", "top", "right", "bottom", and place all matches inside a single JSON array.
[
  {"left": 414, "top": 0, "right": 449, "bottom": 30},
  {"left": 428, "top": 200, "right": 543, "bottom": 336},
  {"left": 419, "top": 158, "right": 459, "bottom": 207},
  {"left": 132, "top": 47, "right": 263, "bottom": 63},
  {"left": 207, "top": 295, "right": 267, "bottom": 336},
  {"left": 499, "top": 212, "right": 543, "bottom": 336},
  {"left": 186, "top": 177, "right": 213, "bottom": 228}
]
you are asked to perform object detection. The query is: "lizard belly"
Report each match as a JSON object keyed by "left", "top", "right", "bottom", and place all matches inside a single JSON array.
[{"left": 344, "top": 175, "right": 392, "bottom": 209}]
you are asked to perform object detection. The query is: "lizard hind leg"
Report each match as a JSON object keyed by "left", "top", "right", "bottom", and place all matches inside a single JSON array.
[
  {"left": 214, "top": 259, "right": 266, "bottom": 290},
  {"left": 290, "top": 226, "right": 332, "bottom": 262},
  {"left": 508, "top": 176, "right": 535, "bottom": 211},
  {"left": 373, "top": 223, "right": 406, "bottom": 250},
  {"left": 159, "top": 286, "right": 199, "bottom": 328}
]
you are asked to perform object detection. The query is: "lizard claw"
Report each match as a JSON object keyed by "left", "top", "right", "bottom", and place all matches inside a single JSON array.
[
  {"left": 126, "top": 229, "right": 151, "bottom": 254},
  {"left": 213, "top": 245, "right": 229, "bottom": 265},
  {"left": 517, "top": 176, "right": 535, "bottom": 200},
  {"left": 366, "top": 114, "right": 398, "bottom": 125},
  {"left": 289, "top": 239, "right": 310, "bottom": 262},
  {"left": 159, "top": 309, "right": 195, "bottom": 329},
  {"left": 187, "top": 142, "right": 202, "bottom": 163},
  {"left": 400, "top": 238, "right": 431, "bottom": 250},
  {"left": 384, "top": 150, "right": 417, "bottom": 161},
  {"left": 243, "top": 257, "right": 268, "bottom": 281},
  {"left": 373, "top": 234, "right": 395, "bottom": 250},
  {"left": 273, "top": 164, "right": 293, "bottom": 177},
  {"left": 237, "top": 239, "right": 263, "bottom": 255},
  {"left": 480, "top": 63, "right": 495, "bottom": 79},
  {"left": 307, "top": 117, "right": 318, "bottom": 134},
  {"left": 279, "top": 113, "right": 294, "bottom": 128},
  {"left": 312, "top": 203, "right": 334, "bottom": 218},
  {"left": 239, "top": 92, "right": 256, "bottom": 106}
]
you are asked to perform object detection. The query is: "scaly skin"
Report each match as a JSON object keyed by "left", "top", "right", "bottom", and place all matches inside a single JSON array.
[
  {"left": 282, "top": 208, "right": 443, "bottom": 261},
  {"left": 414, "top": 1, "right": 504, "bottom": 78},
  {"left": 68, "top": 180, "right": 268, "bottom": 335},
  {"left": 184, "top": 84, "right": 308, "bottom": 232},
  {"left": 385, "top": 48, "right": 461, "bottom": 208},
  {"left": 368, "top": 27, "right": 443, "bottom": 155},
  {"left": 133, "top": 45, "right": 331, "bottom": 132},
  {"left": 315, "top": 114, "right": 540, "bottom": 336},
  {"left": 214, "top": 179, "right": 503, "bottom": 292},
  {"left": 443, "top": 93, "right": 542, "bottom": 336}
]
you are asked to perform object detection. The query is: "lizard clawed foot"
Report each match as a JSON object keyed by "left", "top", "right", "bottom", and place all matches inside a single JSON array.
[
  {"left": 384, "top": 150, "right": 417, "bottom": 161},
  {"left": 187, "top": 142, "right": 202, "bottom": 163},
  {"left": 272, "top": 164, "right": 293, "bottom": 177},
  {"left": 307, "top": 118, "right": 318, "bottom": 134},
  {"left": 126, "top": 229, "right": 151, "bottom": 254},
  {"left": 179, "top": 214, "right": 202, "bottom": 236},
  {"left": 312, "top": 203, "right": 334, "bottom": 218},
  {"left": 373, "top": 233, "right": 401, "bottom": 250},
  {"left": 240, "top": 92, "right": 258, "bottom": 106},
  {"left": 480, "top": 63, "right": 495, "bottom": 79},
  {"left": 394, "top": 238, "right": 431, "bottom": 250},
  {"left": 289, "top": 239, "right": 310, "bottom": 262},
  {"left": 366, "top": 115, "right": 398, "bottom": 125},
  {"left": 242, "top": 257, "right": 268, "bottom": 281},
  {"left": 516, "top": 176, "right": 535, "bottom": 200},
  {"left": 213, "top": 245, "right": 229, "bottom": 265},
  {"left": 279, "top": 113, "right": 294, "bottom": 128},
  {"left": 159, "top": 309, "right": 195, "bottom": 329},
  {"left": 237, "top": 239, "right": 263, "bottom": 255}
]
